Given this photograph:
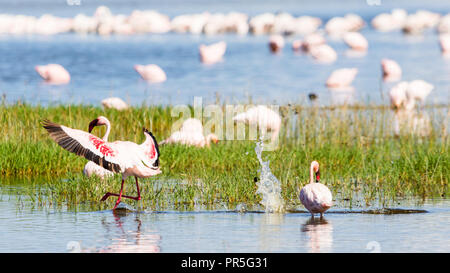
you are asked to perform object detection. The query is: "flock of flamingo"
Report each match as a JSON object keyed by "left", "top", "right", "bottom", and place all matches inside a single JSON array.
[
  {"left": 29, "top": 6, "right": 445, "bottom": 216},
  {"left": 30, "top": 7, "right": 440, "bottom": 114}
]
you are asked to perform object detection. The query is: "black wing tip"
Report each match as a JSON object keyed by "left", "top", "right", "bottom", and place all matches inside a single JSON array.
[
  {"left": 41, "top": 119, "right": 51, "bottom": 127},
  {"left": 41, "top": 119, "right": 59, "bottom": 129},
  {"left": 143, "top": 127, "right": 160, "bottom": 167},
  {"left": 143, "top": 127, "right": 152, "bottom": 135},
  {"left": 43, "top": 121, "right": 122, "bottom": 174},
  {"left": 143, "top": 127, "right": 157, "bottom": 141}
]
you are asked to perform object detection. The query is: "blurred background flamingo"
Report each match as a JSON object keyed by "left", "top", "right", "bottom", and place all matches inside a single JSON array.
[
  {"left": 35, "top": 64, "right": 70, "bottom": 84},
  {"left": 160, "top": 118, "right": 219, "bottom": 148}
]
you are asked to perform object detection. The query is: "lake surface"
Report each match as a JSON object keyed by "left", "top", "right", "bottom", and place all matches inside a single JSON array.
[
  {"left": 0, "top": 189, "right": 448, "bottom": 253},
  {"left": 0, "top": 0, "right": 449, "bottom": 107}
]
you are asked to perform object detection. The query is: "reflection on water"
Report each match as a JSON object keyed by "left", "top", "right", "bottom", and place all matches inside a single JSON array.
[
  {"left": 301, "top": 217, "right": 333, "bottom": 253},
  {"left": 329, "top": 88, "right": 356, "bottom": 106},
  {"left": 258, "top": 213, "right": 284, "bottom": 252},
  {"left": 393, "top": 109, "right": 431, "bottom": 137},
  {"left": 0, "top": 191, "right": 449, "bottom": 252},
  {"left": 94, "top": 211, "right": 161, "bottom": 253}
]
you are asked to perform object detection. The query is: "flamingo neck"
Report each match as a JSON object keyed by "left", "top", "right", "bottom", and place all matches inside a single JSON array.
[
  {"left": 205, "top": 134, "right": 214, "bottom": 147},
  {"left": 310, "top": 165, "right": 316, "bottom": 184},
  {"left": 102, "top": 120, "right": 111, "bottom": 141}
]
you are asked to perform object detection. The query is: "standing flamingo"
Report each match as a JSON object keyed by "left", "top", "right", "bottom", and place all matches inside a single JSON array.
[
  {"left": 299, "top": 161, "right": 333, "bottom": 218},
  {"left": 381, "top": 59, "right": 402, "bottom": 82},
  {"left": 389, "top": 81, "right": 410, "bottom": 110},
  {"left": 326, "top": 68, "right": 358, "bottom": 88},
  {"left": 309, "top": 44, "right": 337, "bottom": 63},
  {"left": 406, "top": 80, "right": 434, "bottom": 111},
  {"left": 389, "top": 80, "right": 434, "bottom": 111},
  {"left": 160, "top": 118, "right": 219, "bottom": 147},
  {"left": 101, "top": 97, "right": 129, "bottom": 111},
  {"left": 42, "top": 118, "right": 161, "bottom": 210},
  {"left": 439, "top": 34, "right": 450, "bottom": 56},
  {"left": 83, "top": 116, "right": 114, "bottom": 179},
  {"left": 134, "top": 64, "right": 167, "bottom": 83},
  {"left": 343, "top": 32, "right": 368, "bottom": 51},
  {"left": 35, "top": 64, "right": 70, "bottom": 84},
  {"left": 293, "top": 33, "right": 326, "bottom": 52},
  {"left": 199, "top": 41, "right": 227, "bottom": 64},
  {"left": 269, "top": 35, "right": 285, "bottom": 53},
  {"left": 233, "top": 105, "right": 281, "bottom": 143}
]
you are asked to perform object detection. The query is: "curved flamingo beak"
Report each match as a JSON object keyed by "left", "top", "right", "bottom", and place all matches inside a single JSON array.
[
  {"left": 315, "top": 170, "right": 320, "bottom": 183},
  {"left": 88, "top": 118, "right": 99, "bottom": 133}
]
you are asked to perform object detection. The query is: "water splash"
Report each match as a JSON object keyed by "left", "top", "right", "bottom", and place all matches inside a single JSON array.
[
  {"left": 114, "top": 202, "right": 136, "bottom": 212},
  {"left": 254, "top": 139, "right": 285, "bottom": 213}
]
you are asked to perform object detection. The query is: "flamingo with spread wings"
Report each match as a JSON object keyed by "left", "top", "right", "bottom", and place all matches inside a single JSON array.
[{"left": 42, "top": 118, "right": 161, "bottom": 210}]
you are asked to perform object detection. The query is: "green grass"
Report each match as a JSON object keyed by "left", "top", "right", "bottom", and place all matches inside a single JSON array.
[{"left": 0, "top": 103, "right": 448, "bottom": 211}]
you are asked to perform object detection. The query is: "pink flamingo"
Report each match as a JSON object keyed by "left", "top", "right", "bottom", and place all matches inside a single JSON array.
[
  {"left": 439, "top": 34, "right": 450, "bottom": 56},
  {"left": 292, "top": 40, "right": 303, "bottom": 51},
  {"left": 42, "top": 118, "right": 161, "bottom": 210},
  {"left": 299, "top": 161, "right": 333, "bottom": 218},
  {"left": 294, "top": 33, "right": 325, "bottom": 52},
  {"left": 35, "top": 64, "right": 70, "bottom": 84},
  {"left": 389, "top": 80, "right": 434, "bottom": 111},
  {"left": 381, "top": 59, "right": 402, "bottom": 82},
  {"left": 199, "top": 41, "right": 227, "bottom": 64},
  {"left": 309, "top": 44, "right": 337, "bottom": 63},
  {"left": 160, "top": 118, "right": 219, "bottom": 148},
  {"left": 389, "top": 81, "right": 410, "bottom": 110},
  {"left": 233, "top": 105, "right": 281, "bottom": 143},
  {"left": 406, "top": 80, "right": 434, "bottom": 108},
  {"left": 343, "top": 32, "right": 368, "bottom": 51},
  {"left": 101, "top": 97, "right": 129, "bottom": 111},
  {"left": 326, "top": 68, "right": 358, "bottom": 88},
  {"left": 269, "top": 35, "right": 285, "bottom": 53},
  {"left": 134, "top": 64, "right": 167, "bottom": 83}
]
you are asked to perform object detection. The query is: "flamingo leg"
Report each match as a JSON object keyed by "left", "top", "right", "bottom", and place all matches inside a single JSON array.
[
  {"left": 113, "top": 178, "right": 125, "bottom": 210},
  {"left": 100, "top": 177, "right": 142, "bottom": 208},
  {"left": 135, "top": 177, "right": 141, "bottom": 200}
]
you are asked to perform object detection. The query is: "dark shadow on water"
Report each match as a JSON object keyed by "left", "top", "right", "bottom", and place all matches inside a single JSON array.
[
  {"left": 91, "top": 207, "right": 428, "bottom": 215},
  {"left": 301, "top": 217, "right": 330, "bottom": 232},
  {"left": 289, "top": 208, "right": 428, "bottom": 214}
]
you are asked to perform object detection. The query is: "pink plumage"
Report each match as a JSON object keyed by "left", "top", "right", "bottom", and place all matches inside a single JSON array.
[
  {"left": 42, "top": 117, "right": 161, "bottom": 210},
  {"left": 35, "top": 64, "right": 70, "bottom": 84},
  {"left": 299, "top": 161, "right": 333, "bottom": 218}
]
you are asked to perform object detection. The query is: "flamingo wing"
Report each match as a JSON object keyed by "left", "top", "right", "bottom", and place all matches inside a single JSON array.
[
  {"left": 139, "top": 128, "right": 160, "bottom": 169},
  {"left": 42, "top": 120, "right": 123, "bottom": 173}
]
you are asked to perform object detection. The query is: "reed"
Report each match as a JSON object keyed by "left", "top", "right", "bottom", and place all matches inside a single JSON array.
[{"left": 0, "top": 103, "right": 448, "bottom": 211}]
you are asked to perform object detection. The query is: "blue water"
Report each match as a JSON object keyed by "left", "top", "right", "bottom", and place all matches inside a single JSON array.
[
  {"left": 1, "top": 191, "right": 449, "bottom": 252},
  {"left": 0, "top": 0, "right": 449, "bottom": 107}
]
